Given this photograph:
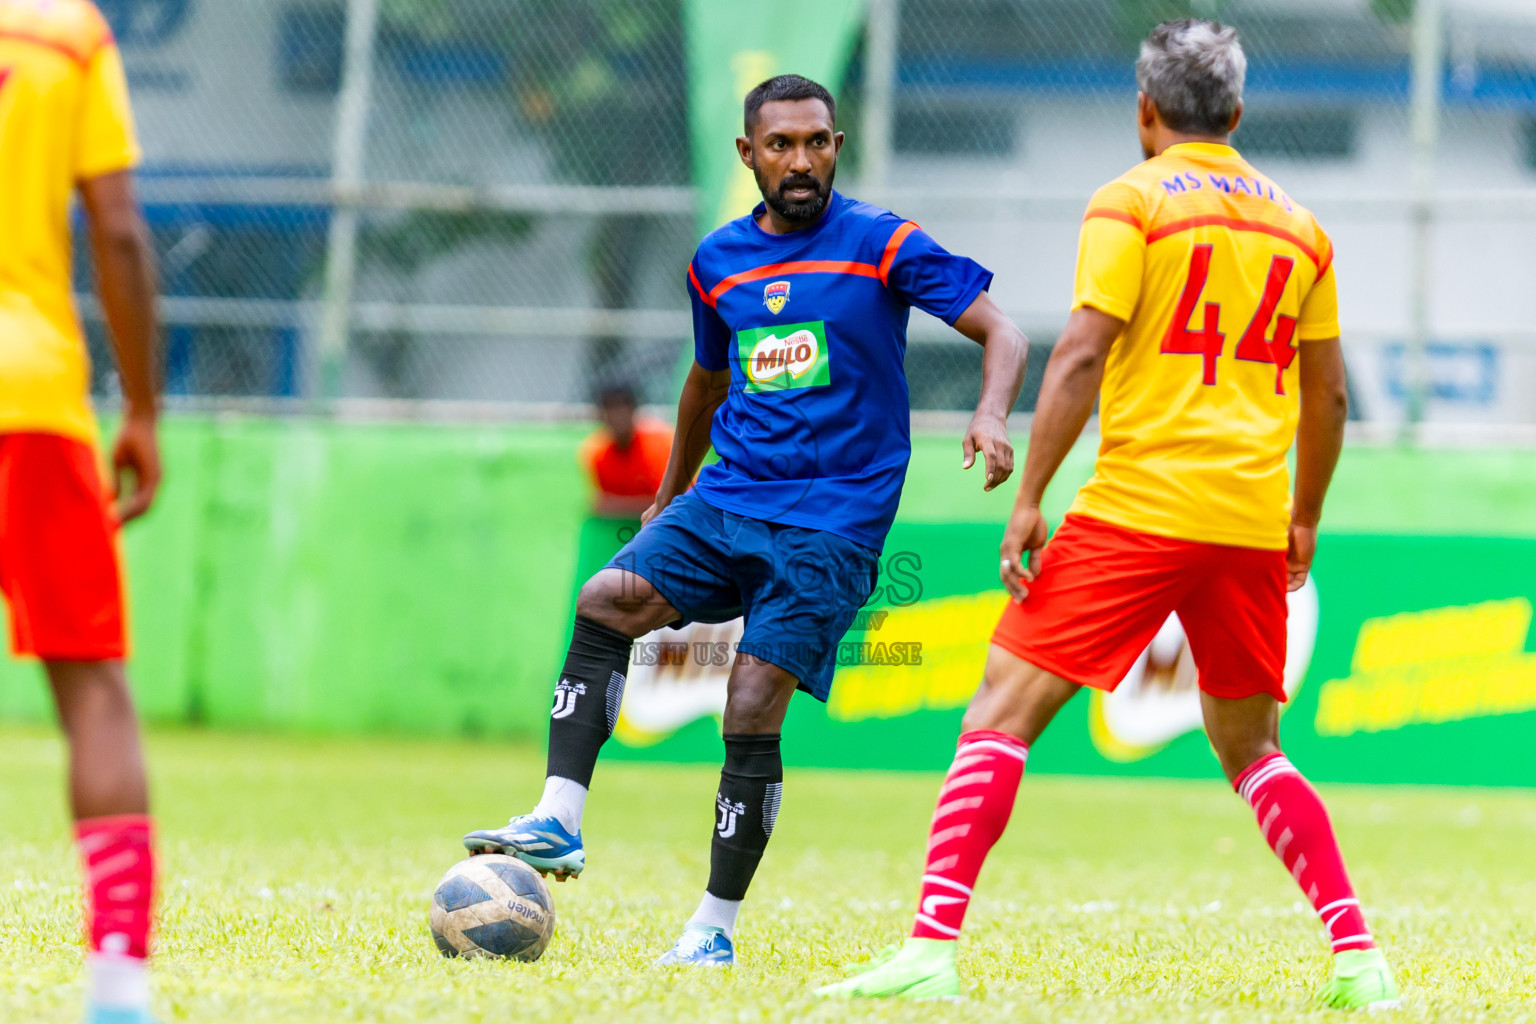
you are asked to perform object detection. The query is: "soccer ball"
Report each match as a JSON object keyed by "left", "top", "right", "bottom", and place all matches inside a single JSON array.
[{"left": 429, "top": 854, "right": 555, "bottom": 961}]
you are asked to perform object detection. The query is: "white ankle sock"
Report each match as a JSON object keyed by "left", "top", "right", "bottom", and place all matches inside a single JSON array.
[
  {"left": 88, "top": 953, "right": 148, "bottom": 1010},
  {"left": 534, "top": 776, "right": 587, "bottom": 835},
  {"left": 686, "top": 892, "right": 741, "bottom": 940}
]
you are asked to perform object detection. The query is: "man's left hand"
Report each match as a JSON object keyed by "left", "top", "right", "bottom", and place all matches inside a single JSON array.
[
  {"left": 962, "top": 414, "right": 1013, "bottom": 492},
  {"left": 1286, "top": 520, "right": 1316, "bottom": 593},
  {"left": 112, "top": 412, "right": 161, "bottom": 524}
]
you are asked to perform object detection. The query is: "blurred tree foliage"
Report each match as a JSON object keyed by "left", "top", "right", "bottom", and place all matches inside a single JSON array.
[
  {"left": 365, "top": 0, "right": 692, "bottom": 385},
  {"left": 358, "top": 212, "right": 534, "bottom": 275},
  {"left": 1113, "top": 0, "right": 1234, "bottom": 51},
  {"left": 376, "top": 0, "right": 689, "bottom": 187},
  {"left": 1370, "top": 0, "right": 1414, "bottom": 27}
]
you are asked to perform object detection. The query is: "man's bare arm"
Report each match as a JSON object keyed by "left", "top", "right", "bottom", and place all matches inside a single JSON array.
[
  {"left": 999, "top": 306, "right": 1123, "bottom": 601},
  {"left": 951, "top": 291, "right": 1029, "bottom": 492},
  {"left": 643, "top": 362, "right": 731, "bottom": 525},
  {"left": 79, "top": 170, "right": 162, "bottom": 523},
  {"left": 1287, "top": 337, "right": 1348, "bottom": 592}
]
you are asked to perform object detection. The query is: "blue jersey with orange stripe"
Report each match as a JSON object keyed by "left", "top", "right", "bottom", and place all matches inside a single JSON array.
[{"left": 686, "top": 191, "right": 992, "bottom": 550}]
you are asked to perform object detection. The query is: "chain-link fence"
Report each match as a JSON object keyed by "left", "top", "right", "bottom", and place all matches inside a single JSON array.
[
  {"left": 83, "top": 0, "right": 1536, "bottom": 433},
  {"left": 865, "top": 0, "right": 1536, "bottom": 435}
]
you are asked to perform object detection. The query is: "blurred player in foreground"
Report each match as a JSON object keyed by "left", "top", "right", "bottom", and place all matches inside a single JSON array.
[
  {"left": 821, "top": 21, "right": 1399, "bottom": 1009},
  {"left": 0, "top": 2, "right": 162, "bottom": 1021},
  {"left": 464, "top": 74, "right": 1029, "bottom": 965}
]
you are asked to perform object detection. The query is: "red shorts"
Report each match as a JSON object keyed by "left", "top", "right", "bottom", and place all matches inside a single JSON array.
[
  {"left": 992, "top": 514, "right": 1287, "bottom": 701},
  {"left": 0, "top": 433, "right": 127, "bottom": 661}
]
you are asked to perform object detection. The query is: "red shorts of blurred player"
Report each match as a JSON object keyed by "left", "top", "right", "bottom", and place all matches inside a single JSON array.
[
  {"left": 991, "top": 514, "right": 1287, "bottom": 701},
  {"left": 0, "top": 433, "right": 127, "bottom": 661}
]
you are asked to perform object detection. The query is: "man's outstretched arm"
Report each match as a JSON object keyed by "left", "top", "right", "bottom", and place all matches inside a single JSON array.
[
  {"left": 999, "top": 305, "right": 1123, "bottom": 601},
  {"left": 951, "top": 291, "right": 1029, "bottom": 492},
  {"left": 79, "top": 169, "right": 161, "bottom": 523},
  {"left": 1288, "top": 337, "right": 1348, "bottom": 592},
  {"left": 643, "top": 361, "right": 731, "bottom": 525}
]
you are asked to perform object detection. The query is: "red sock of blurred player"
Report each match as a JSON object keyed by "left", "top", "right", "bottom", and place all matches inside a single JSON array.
[
  {"left": 77, "top": 815, "right": 156, "bottom": 1008},
  {"left": 1235, "top": 753, "right": 1374, "bottom": 953},
  {"left": 910, "top": 730, "right": 1028, "bottom": 940}
]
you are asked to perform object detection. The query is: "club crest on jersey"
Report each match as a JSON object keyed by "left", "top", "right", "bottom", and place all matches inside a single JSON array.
[{"left": 763, "top": 280, "right": 790, "bottom": 314}]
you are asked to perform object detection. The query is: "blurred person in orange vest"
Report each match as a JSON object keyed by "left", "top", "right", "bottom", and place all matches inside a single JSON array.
[{"left": 579, "top": 382, "right": 673, "bottom": 519}]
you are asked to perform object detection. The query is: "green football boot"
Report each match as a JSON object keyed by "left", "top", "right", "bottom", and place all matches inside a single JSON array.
[
  {"left": 814, "top": 938, "right": 961, "bottom": 1000},
  {"left": 1316, "top": 948, "right": 1400, "bottom": 1011}
]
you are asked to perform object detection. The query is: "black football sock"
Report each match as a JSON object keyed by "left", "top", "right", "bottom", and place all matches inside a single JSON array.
[
  {"left": 705, "top": 734, "right": 784, "bottom": 902},
  {"left": 544, "top": 616, "right": 633, "bottom": 789}
]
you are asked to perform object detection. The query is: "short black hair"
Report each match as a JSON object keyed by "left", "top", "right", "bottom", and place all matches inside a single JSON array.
[
  {"left": 595, "top": 381, "right": 637, "bottom": 408},
  {"left": 743, "top": 74, "right": 835, "bottom": 135}
]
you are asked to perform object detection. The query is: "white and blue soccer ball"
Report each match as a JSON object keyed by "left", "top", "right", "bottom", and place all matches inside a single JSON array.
[{"left": 429, "top": 854, "right": 555, "bottom": 961}]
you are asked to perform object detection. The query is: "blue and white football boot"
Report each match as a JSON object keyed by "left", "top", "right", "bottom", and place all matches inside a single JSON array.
[
  {"left": 462, "top": 813, "right": 585, "bottom": 880},
  {"left": 654, "top": 926, "right": 735, "bottom": 966},
  {"left": 86, "top": 1006, "right": 157, "bottom": 1024}
]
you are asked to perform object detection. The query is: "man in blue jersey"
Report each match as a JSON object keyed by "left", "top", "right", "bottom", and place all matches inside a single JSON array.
[{"left": 463, "top": 74, "right": 1029, "bottom": 965}]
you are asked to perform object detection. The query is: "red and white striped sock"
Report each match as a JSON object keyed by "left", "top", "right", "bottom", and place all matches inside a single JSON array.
[
  {"left": 1235, "top": 753, "right": 1374, "bottom": 954},
  {"left": 77, "top": 814, "right": 156, "bottom": 958},
  {"left": 910, "top": 730, "right": 1028, "bottom": 941}
]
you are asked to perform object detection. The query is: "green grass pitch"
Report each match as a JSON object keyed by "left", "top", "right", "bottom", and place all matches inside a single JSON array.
[{"left": 0, "top": 724, "right": 1532, "bottom": 1022}]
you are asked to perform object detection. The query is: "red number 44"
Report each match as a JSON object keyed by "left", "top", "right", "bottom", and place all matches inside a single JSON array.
[{"left": 1161, "top": 244, "right": 1298, "bottom": 395}]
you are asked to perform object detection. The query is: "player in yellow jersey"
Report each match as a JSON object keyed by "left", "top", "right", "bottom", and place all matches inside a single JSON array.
[
  {"left": 0, "top": 1, "right": 162, "bottom": 1021},
  {"left": 821, "top": 21, "right": 1400, "bottom": 1008}
]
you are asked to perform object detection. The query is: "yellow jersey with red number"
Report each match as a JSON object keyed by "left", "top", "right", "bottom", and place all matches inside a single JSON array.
[
  {"left": 1068, "top": 142, "right": 1339, "bottom": 551},
  {"left": 0, "top": 0, "right": 140, "bottom": 444}
]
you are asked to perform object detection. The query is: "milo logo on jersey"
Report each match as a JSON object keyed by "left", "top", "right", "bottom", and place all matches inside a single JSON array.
[{"left": 738, "top": 321, "right": 832, "bottom": 393}]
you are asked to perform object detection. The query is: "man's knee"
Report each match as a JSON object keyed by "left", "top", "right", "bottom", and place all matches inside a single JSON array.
[
  {"left": 1209, "top": 733, "right": 1281, "bottom": 783},
  {"left": 961, "top": 689, "right": 1043, "bottom": 734},
  {"left": 723, "top": 688, "right": 779, "bottom": 733},
  {"left": 961, "top": 647, "right": 1079, "bottom": 742},
  {"left": 723, "top": 662, "right": 796, "bottom": 734},
  {"left": 575, "top": 569, "right": 656, "bottom": 634},
  {"left": 959, "top": 700, "right": 1001, "bottom": 734},
  {"left": 574, "top": 574, "right": 621, "bottom": 625},
  {"left": 723, "top": 700, "right": 779, "bottom": 734},
  {"left": 1200, "top": 692, "right": 1282, "bottom": 782},
  {"left": 44, "top": 660, "right": 135, "bottom": 719}
]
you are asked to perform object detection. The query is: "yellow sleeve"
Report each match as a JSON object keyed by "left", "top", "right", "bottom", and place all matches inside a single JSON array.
[
  {"left": 1295, "top": 224, "right": 1340, "bottom": 341},
  {"left": 1071, "top": 213, "right": 1146, "bottom": 322},
  {"left": 74, "top": 42, "right": 141, "bottom": 181},
  {"left": 1298, "top": 256, "right": 1340, "bottom": 342}
]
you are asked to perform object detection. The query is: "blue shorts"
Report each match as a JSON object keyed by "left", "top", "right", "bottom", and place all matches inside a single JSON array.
[{"left": 605, "top": 492, "right": 880, "bottom": 701}]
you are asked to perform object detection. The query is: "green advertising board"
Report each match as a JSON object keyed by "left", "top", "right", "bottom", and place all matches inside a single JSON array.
[
  {"left": 1, "top": 413, "right": 1533, "bottom": 795},
  {"left": 599, "top": 523, "right": 1536, "bottom": 787},
  {"left": 0, "top": 417, "right": 593, "bottom": 736}
]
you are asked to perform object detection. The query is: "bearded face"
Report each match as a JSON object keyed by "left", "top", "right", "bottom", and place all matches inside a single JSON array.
[{"left": 753, "top": 160, "right": 835, "bottom": 224}]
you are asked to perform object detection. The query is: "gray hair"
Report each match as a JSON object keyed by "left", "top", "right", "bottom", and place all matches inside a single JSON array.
[{"left": 1136, "top": 19, "right": 1247, "bottom": 136}]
